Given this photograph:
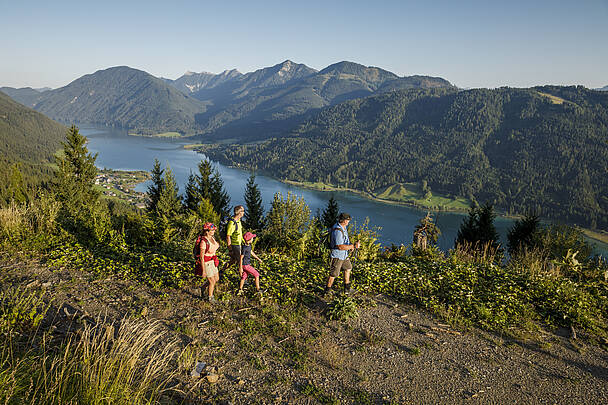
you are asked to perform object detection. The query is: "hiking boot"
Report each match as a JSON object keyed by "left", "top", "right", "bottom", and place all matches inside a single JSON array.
[
  {"left": 236, "top": 289, "right": 244, "bottom": 296},
  {"left": 344, "top": 284, "right": 353, "bottom": 295},
  {"left": 208, "top": 295, "right": 217, "bottom": 303}
]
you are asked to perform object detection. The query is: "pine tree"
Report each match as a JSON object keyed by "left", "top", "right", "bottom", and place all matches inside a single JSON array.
[
  {"left": 507, "top": 213, "right": 541, "bottom": 255},
  {"left": 54, "top": 125, "right": 99, "bottom": 234},
  {"left": 155, "top": 166, "right": 181, "bottom": 220},
  {"left": 455, "top": 202, "right": 500, "bottom": 250},
  {"left": 146, "top": 159, "right": 164, "bottom": 213},
  {"left": 183, "top": 171, "right": 199, "bottom": 212},
  {"left": 243, "top": 172, "right": 265, "bottom": 231},
  {"left": 210, "top": 170, "right": 230, "bottom": 218},
  {"left": 195, "top": 159, "right": 230, "bottom": 218},
  {"left": 196, "top": 197, "right": 220, "bottom": 225},
  {"left": 154, "top": 166, "right": 181, "bottom": 242},
  {"left": 7, "top": 163, "right": 28, "bottom": 204},
  {"left": 321, "top": 195, "right": 339, "bottom": 229}
]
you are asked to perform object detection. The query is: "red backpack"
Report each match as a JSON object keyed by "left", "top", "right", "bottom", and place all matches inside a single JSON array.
[{"left": 193, "top": 235, "right": 210, "bottom": 261}]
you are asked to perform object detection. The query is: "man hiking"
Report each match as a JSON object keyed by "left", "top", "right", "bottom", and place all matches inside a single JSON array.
[
  {"left": 224, "top": 205, "right": 245, "bottom": 277},
  {"left": 324, "top": 212, "right": 360, "bottom": 298}
]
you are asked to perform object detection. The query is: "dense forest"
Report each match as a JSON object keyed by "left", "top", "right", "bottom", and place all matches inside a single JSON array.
[
  {"left": 203, "top": 86, "right": 608, "bottom": 230},
  {"left": 0, "top": 92, "right": 67, "bottom": 202}
]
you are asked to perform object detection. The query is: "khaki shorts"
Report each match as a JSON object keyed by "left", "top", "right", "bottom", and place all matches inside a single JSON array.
[
  {"left": 204, "top": 261, "right": 218, "bottom": 278},
  {"left": 329, "top": 258, "right": 352, "bottom": 278}
]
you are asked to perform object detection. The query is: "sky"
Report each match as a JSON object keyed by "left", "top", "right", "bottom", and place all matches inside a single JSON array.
[{"left": 1, "top": 0, "right": 607, "bottom": 89}]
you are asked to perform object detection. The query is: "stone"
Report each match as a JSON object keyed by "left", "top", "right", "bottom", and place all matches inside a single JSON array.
[
  {"left": 190, "top": 361, "right": 206, "bottom": 378},
  {"left": 206, "top": 373, "right": 219, "bottom": 383}
]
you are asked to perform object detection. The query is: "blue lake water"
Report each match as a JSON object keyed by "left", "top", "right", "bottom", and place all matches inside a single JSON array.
[{"left": 83, "top": 126, "right": 608, "bottom": 256}]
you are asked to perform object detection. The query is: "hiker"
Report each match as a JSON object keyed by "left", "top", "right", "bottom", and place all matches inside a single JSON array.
[
  {"left": 195, "top": 222, "right": 220, "bottom": 303},
  {"left": 224, "top": 205, "right": 245, "bottom": 277},
  {"left": 324, "top": 213, "right": 360, "bottom": 297},
  {"left": 237, "top": 232, "right": 264, "bottom": 297}
]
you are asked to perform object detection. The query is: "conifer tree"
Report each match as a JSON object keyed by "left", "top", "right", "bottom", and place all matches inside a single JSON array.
[
  {"left": 54, "top": 125, "right": 99, "bottom": 234},
  {"left": 321, "top": 196, "right": 339, "bottom": 229},
  {"left": 183, "top": 171, "right": 199, "bottom": 212},
  {"left": 243, "top": 172, "right": 265, "bottom": 231},
  {"left": 455, "top": 202, "right": 500, "bottom": 250},
  {"left": 195, "top": 159, "right": 230, "bottom": 218},
  {"left": 146, "top": 159, "right": 164, "bottom": 213},
  {"left": 196, "top": 197, "right": 220, "bottom": 225},
  {"left": 210, "top": 170, "right": 230, "bottom": 218},
  {"left": 507, "top": 213, "right": 541, "bottom": 255},
  {"left": 155, "top": 166, "right": 181, "bottom": 220},
  {"left": 7, "top": 163, "right": 28, "bottom": 204},
  {"left": 154, "top": 166, "right": 181, "bottom": 242}
]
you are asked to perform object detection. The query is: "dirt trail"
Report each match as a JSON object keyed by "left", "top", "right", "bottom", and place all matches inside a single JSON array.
[{"left": 2, "top": 258, "right": 607, "bottom": 404}]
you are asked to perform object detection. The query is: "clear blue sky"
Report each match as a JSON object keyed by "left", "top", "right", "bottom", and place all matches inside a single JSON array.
[{"left": 1, "top": 0, "right": 606, "bottom": 89}]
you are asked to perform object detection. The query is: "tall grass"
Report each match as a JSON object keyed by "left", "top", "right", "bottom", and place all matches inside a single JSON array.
[{"left": 0, "top": 292, "right": 182, "bottom": 405}]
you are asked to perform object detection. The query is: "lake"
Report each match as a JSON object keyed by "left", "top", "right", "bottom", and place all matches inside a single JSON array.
[{"left": 82, "top": 126, "right": 608, "bottom": 256}]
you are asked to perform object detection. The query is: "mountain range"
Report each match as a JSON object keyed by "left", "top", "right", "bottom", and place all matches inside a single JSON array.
[{"left": 1, "top": 61, "right": 454, "bottom": 136}]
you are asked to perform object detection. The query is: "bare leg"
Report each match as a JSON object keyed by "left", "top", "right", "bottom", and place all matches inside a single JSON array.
[
  {"left": 326, "top": 276, "right": 335, "bottom": 288},
  {"left": 208, "top": 274, "right": 218, "bottom": 298},
  {"left": 344, "top": 270, "right": 351, "bottom": 284},
  {"left": 254, "top": 276, "right": 260, "bottom": 290}
]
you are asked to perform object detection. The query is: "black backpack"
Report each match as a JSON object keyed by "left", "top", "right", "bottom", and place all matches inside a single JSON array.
[
  {"left": 218, "top": 217, "right": 238, "bottom": 241},
  {"left": 323, "top": 226, "right": 345, "bottom": 249}
]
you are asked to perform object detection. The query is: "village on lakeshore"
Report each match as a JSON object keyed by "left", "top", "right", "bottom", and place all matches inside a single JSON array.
[{"left": 94, "top": 169, "right": 150, "bottom": 208}]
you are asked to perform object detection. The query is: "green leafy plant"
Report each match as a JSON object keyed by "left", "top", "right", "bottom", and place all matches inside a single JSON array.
[{"left": 327, "top": 296, "right": 359, "bottom": 321}]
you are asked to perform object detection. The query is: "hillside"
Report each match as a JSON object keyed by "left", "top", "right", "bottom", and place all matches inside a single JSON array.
[
  {"left": 0, "top": 92, "right": 66, "bottom": 197},
  {"left": 0, "top": 86, "right": 45, "bottom": 107},
  {"left": 31, "top": 66, "right": 208, "bottom": 134},
  {"left": 191, "top": 60, "right": 454, "bottom": 136},
  {"left": 203, "top": 86, "right": 608, "bottom": 230}
]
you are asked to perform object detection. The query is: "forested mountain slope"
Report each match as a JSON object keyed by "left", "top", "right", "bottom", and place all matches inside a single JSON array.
[
  {"left": 0, "top": 92, "right": 66, "bottom": 197},
  {"left": 28, "top": 67, "right": 208, "bottom": 134},
  {"left": 205, "top": 86, "right": 608, "bottom": 230}
]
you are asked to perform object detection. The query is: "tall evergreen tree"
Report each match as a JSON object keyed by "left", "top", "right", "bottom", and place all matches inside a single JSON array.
[
  {"left": 455, "top": 202, "right": 500, "bottom": 250},
  {"left": 210, "top": 170, "right": 230, "bottom": 218},
  {"left": 156, "top": 166, "right": 181, "bottom": 220},
  {"left": 321, "top": 195, "right": 339, "bottom": 229},
  {"left": 54, "top": 125, "right": 99, "bottom": 234},
  {"left": 154, "top": 166, "right": 181, "bottom": 242},
  {"left": 194, "top": 159, "right": 230, "bottom": 218},
  {"left": 183, "top": 171, "right": 199, "bottom": 212},
  {"left": 243, "top": 172, "right": 265, "bottom": 231},
  {"left": 146, "top": 159, "right": 164, "bottom": 213},
  {"left": 7, "top": 163, "right": 28, "bottom": 204},
  {"left": 507, "top": 213, "right": 541, "bottom": 255}
]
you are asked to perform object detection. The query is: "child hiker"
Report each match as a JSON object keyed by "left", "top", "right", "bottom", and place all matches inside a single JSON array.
[{"left": 237, "top": 232, "right": 263, "bottom": 297}]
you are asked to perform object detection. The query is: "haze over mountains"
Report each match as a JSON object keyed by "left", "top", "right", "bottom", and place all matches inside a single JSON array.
[{"left": 1, "top": 60, "right": 454, "bottom": 135}]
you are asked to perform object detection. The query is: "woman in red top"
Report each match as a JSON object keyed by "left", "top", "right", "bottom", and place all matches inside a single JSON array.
[{"left": 195, "top": 222, "right": 220, "bottom": 302}]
